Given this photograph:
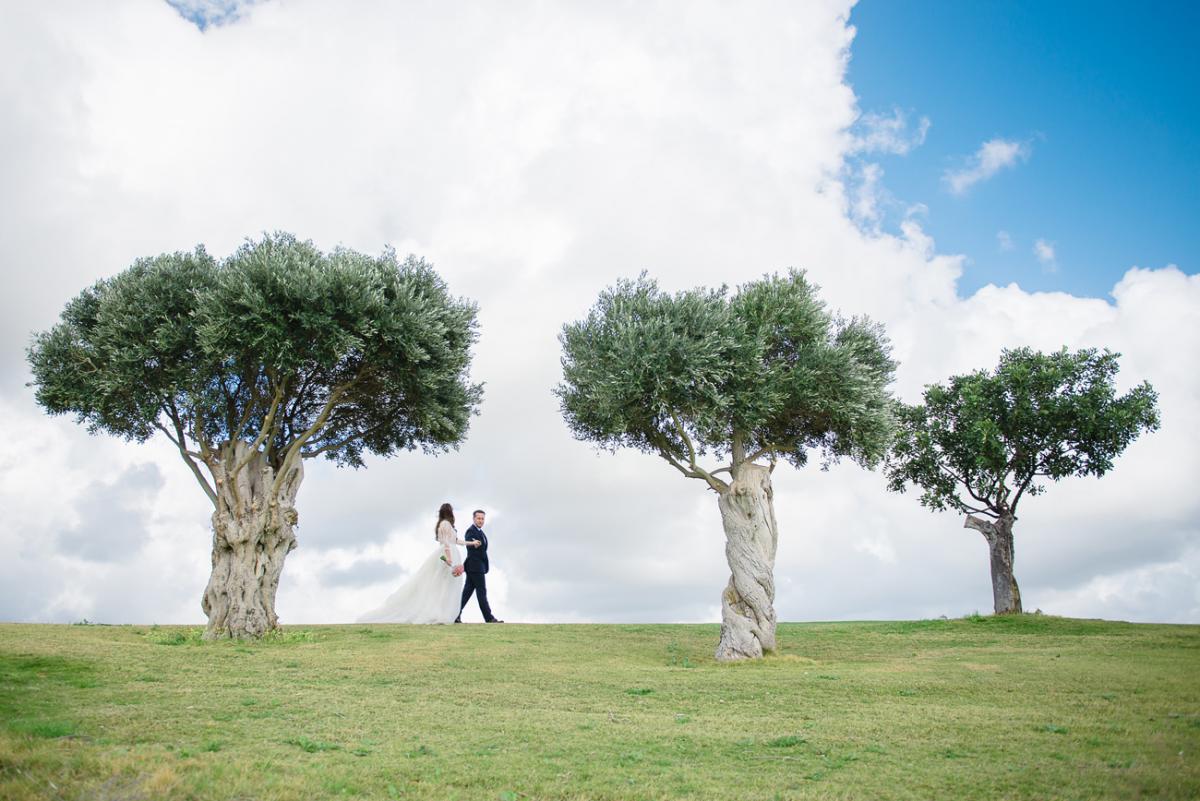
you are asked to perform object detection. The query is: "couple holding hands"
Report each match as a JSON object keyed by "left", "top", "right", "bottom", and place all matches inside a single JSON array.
[{"left": 359, "top": 503, "right": 503, "bottom": 624}]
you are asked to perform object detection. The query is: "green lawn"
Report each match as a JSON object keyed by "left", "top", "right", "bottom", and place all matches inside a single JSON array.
[{"left": 1, "top": 616, "right": 1197, "bottom": 800}]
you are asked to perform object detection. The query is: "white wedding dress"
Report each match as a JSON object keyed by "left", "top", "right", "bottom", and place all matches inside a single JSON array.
[{"left": 358, "top": 521, "right": 464, "bottom": 624}]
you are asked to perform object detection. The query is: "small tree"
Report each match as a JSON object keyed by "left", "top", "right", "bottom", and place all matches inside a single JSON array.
[
  {"left": 557, "top": 271, "right": 895, "bottom": 660},
  {"left": 885, "top": 347, "right": 1159, "bottom": 614},
  {"left": 29, "top": 233, "right": 482, "bottom": 638}
]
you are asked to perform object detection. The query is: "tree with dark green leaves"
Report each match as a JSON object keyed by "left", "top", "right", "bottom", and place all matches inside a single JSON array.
[
  {"left": 885, "top": 347, "right": 1159, "bottom": 614},
  {"left": 28, "top": 233, "right": 482, "bottom": 639},
  {"left": 557, "top": 271, "right": 895, "bottom": 660}
]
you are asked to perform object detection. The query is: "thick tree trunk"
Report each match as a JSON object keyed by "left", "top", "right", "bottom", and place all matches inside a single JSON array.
[
  {"left": 202, "top": 443, "right": 303, "bottom": 639},
  {"left": 964, "top": 513, "right": 1022, "bottom": 614},
  {"left": 714, "top": 462, "right": 779, "bottom": 661}
]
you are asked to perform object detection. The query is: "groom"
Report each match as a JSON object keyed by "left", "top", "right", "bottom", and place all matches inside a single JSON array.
[{"left": 454, "top": 509, "right": 503, "bottom": 623}]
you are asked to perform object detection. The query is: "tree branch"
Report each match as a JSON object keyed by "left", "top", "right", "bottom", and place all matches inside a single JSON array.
[
  {"left": 940, "top": 462, "right": 999, "bottom": 513},
  {"left": 669, "top": 411, "right": 699, "bottom": 468},
  {"left": 666, "top": 411, "right": 728, "bottom": 492},
  {"left": 657, "top": 448, "right": 728, "bottom": 492},
  {"left": 300, "top": 423, "right": 383, "bottom": 459},
  {"left": 1010, "top": 473, "right": 1035, "bottom": 516},
  {"left": 232, "top": 375, "right": 261, "bottom": 443},
  {"left": 746, "top": 445, "right": 776, "bottom": 465},
  {"left": 659, "top": 448, "right": 702, "bottom": 479},
  {"left": 155, "top": 412, "right": 217, "bottom": 507},
  {"left": 964, "top": 514, "right": 999, "bottom": 540},
  {"left": 271, "top": 378, "right": 356, "bottom": 497},
  {"left": 731, "top": 431, "right": 746, "bottom": 471},
  {"left": 231, "top": 382, "right": 286, "bottom": 478}
]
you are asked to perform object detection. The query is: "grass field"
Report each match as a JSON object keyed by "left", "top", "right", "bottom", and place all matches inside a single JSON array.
[{"left": 1, "top": 616, "right": 1198, "bottom": 800}]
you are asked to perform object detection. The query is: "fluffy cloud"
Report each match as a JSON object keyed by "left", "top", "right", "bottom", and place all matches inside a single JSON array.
[
  {"left": 56, "top": 463, "right": 164, "bottom": 562},
  {"left": 1034, "top": 237, "right": 1057, "bottom": 270},
  {"left": 850, "top": 108, "right": 931, "bottom": 156},
  {"left": 0, "top": 0, "right": 1194, "bottom": 628},
  {"left": 850, "top": 162, "right": 886, "bottom": 228},
  {"left": 944, "top": 138, "right": 1030, "bottom": 195}
]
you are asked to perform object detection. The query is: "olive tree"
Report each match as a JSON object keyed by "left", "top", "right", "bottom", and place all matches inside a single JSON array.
[
  {"left": 557, "top": 271, "right": 895, "bottom": 660},
  {"left": 28, "top": 233, "right": 482, "bottom": 638},
  {"left": 885, "top": 347, "right": 1159, "bottom": 614}
]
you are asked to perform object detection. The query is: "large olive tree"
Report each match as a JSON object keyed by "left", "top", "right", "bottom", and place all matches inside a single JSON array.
[
  {"left": 885, "top": 347, "right": 1159, "bottom": 614},
  {"left": 557, "top": 271, "right": 895, "bottom": 660},
  {"left": 29, "top": 233, "right": 482, "bottom": 638}
]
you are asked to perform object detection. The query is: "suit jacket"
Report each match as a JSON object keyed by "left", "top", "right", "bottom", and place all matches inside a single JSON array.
[{"left": 463, "top": 524, "right": 489, "bottom": 574}]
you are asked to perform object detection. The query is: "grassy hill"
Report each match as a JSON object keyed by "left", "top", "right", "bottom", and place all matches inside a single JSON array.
[{"left": 1, "top": 616, "right": 1198, "bottom": 800}]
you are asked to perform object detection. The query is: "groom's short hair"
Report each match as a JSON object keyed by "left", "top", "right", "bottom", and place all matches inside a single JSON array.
[{"left": 473, "top": 509, "right": 485, "bottom": 516}]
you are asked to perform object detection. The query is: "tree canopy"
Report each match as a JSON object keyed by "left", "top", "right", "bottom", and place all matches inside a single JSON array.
[
  {"left": 28, "top": 233, "right": 482, "bottom": 506},
  {"left": 557, "top": 270, "right": 895, "bottom": 486},
  {"left": 885, "top": 347, "right": 1160, "bottom": 520}
]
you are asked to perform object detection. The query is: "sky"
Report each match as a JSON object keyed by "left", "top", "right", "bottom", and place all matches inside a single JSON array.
[
  {"left": 1, "top": 0, "right": 1196, "bottom": 628},
  {"left": 846, "top": 0, "right": 1200, "bottom": 298}
]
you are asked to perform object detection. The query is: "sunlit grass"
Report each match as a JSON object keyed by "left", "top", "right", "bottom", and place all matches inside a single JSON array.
[{"left": 1, "top": 616, "right": 1197, "bottom": 799}]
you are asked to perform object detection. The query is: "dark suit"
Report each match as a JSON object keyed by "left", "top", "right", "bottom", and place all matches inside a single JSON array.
[{"left": 457, "top": 524, "right": 496, "bottom": 622}]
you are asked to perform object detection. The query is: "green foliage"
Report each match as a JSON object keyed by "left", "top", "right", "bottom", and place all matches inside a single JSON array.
[
  {"left": 27, "top": 233, "right": 483, "bottom": 493},
  {"left": 886, "top": 347, "right": 1159, "bottom": 518},
  {"left": 556, "top": 271, "right": 895, "bottom": 476}
]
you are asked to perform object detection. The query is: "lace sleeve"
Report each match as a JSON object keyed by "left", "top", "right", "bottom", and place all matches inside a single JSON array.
[
  {"left": 437, "top": 521, "right": 459, "bottom": 567},
  {"left": 438, "top": 522, "right": 466, "bottom": 546}
]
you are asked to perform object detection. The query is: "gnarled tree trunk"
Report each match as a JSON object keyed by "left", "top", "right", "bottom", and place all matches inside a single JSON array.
[
  {"left": 202, "top": 442, "right": 303, "bottom": 639},
  {"left": 715, "top": 462, "right": 779, "bottom": 661},
  {"left": 964, "top": 513, "right": 1021, "bottom": 614}
]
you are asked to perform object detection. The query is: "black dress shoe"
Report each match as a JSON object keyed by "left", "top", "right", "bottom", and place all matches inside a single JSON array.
[
  {"left": 453, "top": 618, "right": 462, "bottom": 624},
  {"left": 486, "top": 618, "right": 504, "bottom": 623}
]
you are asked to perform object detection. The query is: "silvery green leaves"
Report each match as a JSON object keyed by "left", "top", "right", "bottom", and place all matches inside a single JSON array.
[
  {"left": 556, "top": 274, "right": 734, "bottom": 462},
  {"left": 28, "top": 248, "right": 220, "bottom": 442},
  {"left": 885, "top": 347, "right": 1160, "bottom": 519},
  {"left": 27, "top": 233, "right": 482, "bottom": 473},
  {"left": 556, "top": 270, "right": 896, "bottom": 477}
]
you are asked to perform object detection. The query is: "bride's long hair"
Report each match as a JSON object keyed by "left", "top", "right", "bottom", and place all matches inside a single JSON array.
[{"left": 435, "top": 502, "right": 454, "bottom": 539}]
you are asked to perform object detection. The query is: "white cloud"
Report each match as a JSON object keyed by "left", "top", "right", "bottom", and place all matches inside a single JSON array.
[
  {"left": 1034, "top": 238, "right": 1057, "bottom": 270},
  {"left": 851, "top": 108, "right": 930, "bottom": 156},
  {"left": 0, "top": 1, "right": 1195, "bottom": 628},
  {"left": 850, "top": 162, "right": 886, "bottom": 228},
  {"left": 944, "top": 138, "right": 1030, "bottom": 195},
  {"left": 997, "top": 230, "right": 1013, "bottom": 251},
  {"left": 1034, "top": 547, "right": 1200, "bottom": 623}
]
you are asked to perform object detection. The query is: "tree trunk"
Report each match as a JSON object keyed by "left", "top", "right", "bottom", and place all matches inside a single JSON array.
[
  {"left": 964, "top": 513, "right": 1022, "bottom": 614},
  {"left": 202, "top": 442, "right": 303, "bottom": 639},
  {"left": 714, "top": 462, "right": 779, "bottom": 661}
]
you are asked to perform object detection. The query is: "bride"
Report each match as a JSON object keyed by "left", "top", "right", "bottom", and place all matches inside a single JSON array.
[{"left": 358, "top": 502, "right": 478, "bottom": 624}]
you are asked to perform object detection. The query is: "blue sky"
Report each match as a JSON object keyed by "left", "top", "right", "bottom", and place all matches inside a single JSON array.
[{"left": 847, "top": 0, "right": 1199, "bottom": 299}]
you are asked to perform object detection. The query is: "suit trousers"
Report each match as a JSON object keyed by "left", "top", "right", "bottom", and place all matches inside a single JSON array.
[{"left": 458, "top": 571, "right": 495, "bottom": 622}]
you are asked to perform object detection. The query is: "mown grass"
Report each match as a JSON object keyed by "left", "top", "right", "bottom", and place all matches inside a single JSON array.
[{"left": 1, "top": 617, "right": 1197, "bottom": 800}]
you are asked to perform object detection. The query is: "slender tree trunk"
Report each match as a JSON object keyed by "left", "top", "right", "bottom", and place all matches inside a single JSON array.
[
  {"left": 202, "top": 442, "right": 303, "bottom": 639},
  {"left": 715, "top": 462, "right": 779, "bottom": 661},
  {"left": 964, "top": 513, "right": 1022, "bottom": 614}
]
